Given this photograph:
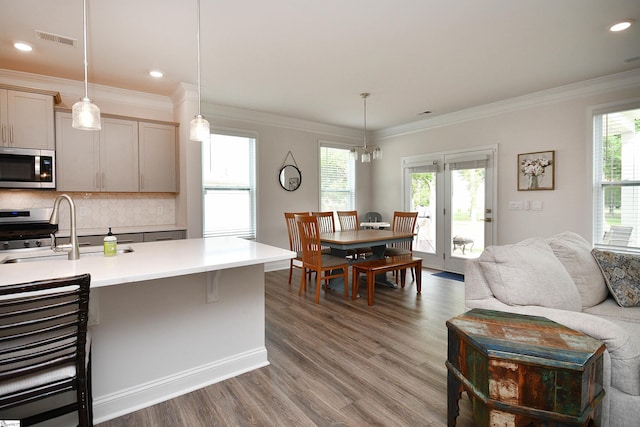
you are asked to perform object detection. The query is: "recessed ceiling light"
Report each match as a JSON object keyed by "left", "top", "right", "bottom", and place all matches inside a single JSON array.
[
  {"left": 149, "top": 70, "right": 163, "bottom": 78},
  {"left": 14, "top": 42, "right": 33, "bottom": 52},
  {"left": 610, "top": 20, "right": 633, "bottom": 32}
]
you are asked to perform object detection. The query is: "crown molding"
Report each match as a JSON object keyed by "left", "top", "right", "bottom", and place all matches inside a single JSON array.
[
  {"left": 201, "top": 99, "right": 363, "bottom": 140},
  {"left": 374, "top": 69, "right": 640, "bottom": 140},
  {"left": 0, "top": 68, "right": 173, "bottom": 112}
]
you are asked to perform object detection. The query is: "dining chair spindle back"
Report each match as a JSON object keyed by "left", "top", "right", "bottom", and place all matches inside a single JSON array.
[
  {"left": 337, "top": 210, "right": 360, "bottom": 231},
  {"left": 312, "top": 211, "right": 336, "bottom": 254},
  {"left": 385, "top": 211, "right": 419, "bottom": 280}
]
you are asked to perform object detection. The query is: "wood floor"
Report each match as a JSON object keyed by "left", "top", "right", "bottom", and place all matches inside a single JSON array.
[{"left": 97, "top": 268, "right": 475, "bottom": 427}]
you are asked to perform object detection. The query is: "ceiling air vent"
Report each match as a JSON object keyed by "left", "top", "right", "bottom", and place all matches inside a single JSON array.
[{"left": 34, "top": 30, "right": 77, "bottom": 47}]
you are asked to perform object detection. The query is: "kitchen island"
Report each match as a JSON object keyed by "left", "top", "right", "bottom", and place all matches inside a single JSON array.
[{"left": 0, "top": 237, "right": 295, "bottom": 423}]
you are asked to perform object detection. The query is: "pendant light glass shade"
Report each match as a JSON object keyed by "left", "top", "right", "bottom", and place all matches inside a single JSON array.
[
  {"left": 72, "top": 97, "right": 101, "bottom": 130},
  {"left": 189, "top": 0, "right": 210, "bottom": 142},
  {"left": 190, "top": 114, "right": 210, "bottom": 142},
  {"left": 72, "top": 0, "right": 101, "bottom": 130},
  {"left": 361, "top": 150, "right": 371, "bottom": 163}
]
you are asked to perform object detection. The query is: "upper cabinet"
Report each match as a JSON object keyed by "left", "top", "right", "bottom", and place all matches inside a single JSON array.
[
  {"left": 139, "top": 122, "right": 177, "bottom": 193},
  {"left": 100, "top": 117, "right": 139, "bottom": 192},
  {"left": 56, "top": 112, "right": 100, "bottom": 192},
  {"left": 56, "top": 111, "right": 178, "bottom": 193},
  {"left": 0, "top": 89, "right": 54, "bottom": 149}
]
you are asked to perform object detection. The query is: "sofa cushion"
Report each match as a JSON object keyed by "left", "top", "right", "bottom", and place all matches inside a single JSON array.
[
  {"left": 592, "top": 249, "right": 640, "bottom": 307},
  {"left": 546, "top": 231, "right": 609, "bottom": 309},
  {"left": 585, "top": 297, "right": 640, "bottom": 324},
  {"left": 478, "top": 239, "right": 582, "bottom": 311}
]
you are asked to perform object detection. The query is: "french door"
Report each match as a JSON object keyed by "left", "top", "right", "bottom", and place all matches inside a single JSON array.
[{"left": 403, "top": 147, "right": 495, "bottom": 273}]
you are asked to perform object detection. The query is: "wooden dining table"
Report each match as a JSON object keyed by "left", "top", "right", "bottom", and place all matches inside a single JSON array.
[{"left": 319, "top": 229, "right": 415, "bottom": 295}]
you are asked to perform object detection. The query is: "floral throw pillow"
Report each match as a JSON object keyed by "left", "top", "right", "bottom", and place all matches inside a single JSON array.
[{"left": 591, "top": 249, "right": 640, "bottom": 307}]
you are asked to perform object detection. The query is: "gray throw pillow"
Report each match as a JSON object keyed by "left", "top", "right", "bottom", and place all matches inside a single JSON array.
[{"left": 591, "top": 249, "right": 640, "bottom": 307}]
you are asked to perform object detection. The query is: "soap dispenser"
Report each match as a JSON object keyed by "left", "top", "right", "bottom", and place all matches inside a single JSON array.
[{"left": 104, "top": 227, "right": 117, "bottom": 256}]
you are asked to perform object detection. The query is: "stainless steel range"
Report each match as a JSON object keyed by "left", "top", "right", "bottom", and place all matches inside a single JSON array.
[{"left": 0, "top": 208, "right": 58, "bottom": 251}]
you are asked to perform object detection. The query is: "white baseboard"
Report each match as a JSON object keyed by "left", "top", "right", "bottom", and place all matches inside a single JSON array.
[{"left": 93, "top": 347, "right": 269, "bottom": 423}]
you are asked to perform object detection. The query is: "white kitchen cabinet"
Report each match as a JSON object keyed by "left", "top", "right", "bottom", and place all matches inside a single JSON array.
[
  {"left": 0, "top": 89, "right": 54, "bottom": 149},
  {"left": 100, "top": 117, "right": 139, "bottom": 192},
  {"left": 56, "top": 113, "right": 139, "bottom": 192},
  {"left": 55, "top": 112, "right": 100, "bottom": 191},
  {"left": 139, "top": 122, "right": 177, "bottom": 192}
]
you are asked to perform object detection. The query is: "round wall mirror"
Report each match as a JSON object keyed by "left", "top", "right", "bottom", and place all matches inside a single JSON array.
[{"left": 279, "top": 165, "right": 302, "bottom": 191}]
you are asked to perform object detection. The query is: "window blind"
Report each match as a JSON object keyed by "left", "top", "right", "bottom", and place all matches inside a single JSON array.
[{"left": 320, "top": 144, "right": 355, "bottom": 213}]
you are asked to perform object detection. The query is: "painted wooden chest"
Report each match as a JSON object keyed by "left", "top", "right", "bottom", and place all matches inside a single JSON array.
[{"left": 446, "top": 309, "right": 605, "bottom": 426}]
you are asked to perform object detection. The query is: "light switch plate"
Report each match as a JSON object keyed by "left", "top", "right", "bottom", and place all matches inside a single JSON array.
[
  {"left": 532, "top": 201, "right": 543, "bottom": 211},
  {"left": 509, "top": 201, "right": 524, "bottom": 211}
]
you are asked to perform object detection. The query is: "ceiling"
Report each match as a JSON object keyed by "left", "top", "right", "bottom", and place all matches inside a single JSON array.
[{"left": 1, "top": 0, "right": 639, "bottom": 130}]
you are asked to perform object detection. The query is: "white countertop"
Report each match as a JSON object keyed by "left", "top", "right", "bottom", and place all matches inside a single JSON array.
[{"left": 0, "top": 237, "right": 295, "bottom": 288}]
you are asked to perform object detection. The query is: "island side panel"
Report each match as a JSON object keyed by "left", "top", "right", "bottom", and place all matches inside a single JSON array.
[{"left": 90, "top": 264, "right": 266, "bottom": 422}]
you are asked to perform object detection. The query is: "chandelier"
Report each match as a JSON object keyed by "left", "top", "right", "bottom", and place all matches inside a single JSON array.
[{"left": 350, "top": 93, "right": 382, "bottom": 163}]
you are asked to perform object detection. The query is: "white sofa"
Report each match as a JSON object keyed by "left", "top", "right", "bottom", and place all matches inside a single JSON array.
[{"left": 464, "top": 231, "right": 640, "bottom": 426}]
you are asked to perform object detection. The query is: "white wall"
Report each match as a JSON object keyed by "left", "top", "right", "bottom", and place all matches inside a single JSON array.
[{"left": 370, "top": 70, "right": 640, "bottom": 244}]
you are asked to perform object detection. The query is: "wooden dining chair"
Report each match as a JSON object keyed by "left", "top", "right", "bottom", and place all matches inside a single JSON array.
[
  {"left": 385, "top": 211, "right": 419, "bottom": 280},
  {"left": 0, "top": 274, "right": 93, "bottom": 426},
  {"left": 336, "top": 210, "right": 372, "bottom": 258},
  {"left": 284, "top": 212, "right": 310, "bottom": 284},
  {"left": 295, "top": 214, "right": 350, "bottom": 303}
]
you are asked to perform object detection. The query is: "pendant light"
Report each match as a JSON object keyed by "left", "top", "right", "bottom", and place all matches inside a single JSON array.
[
  {"left": 350, "top": 93, "right": 382, "bottom": 163},
  {"left": 189, "top": 0, "right": 210, "bottom": 142},
  {"left": 72, "top": 0, "right": 101, "bottom": 130}
]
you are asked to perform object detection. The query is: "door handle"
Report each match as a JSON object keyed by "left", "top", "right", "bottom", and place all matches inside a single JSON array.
[{"left": 482, "top": 218, "right": 492, "bottom": 223}]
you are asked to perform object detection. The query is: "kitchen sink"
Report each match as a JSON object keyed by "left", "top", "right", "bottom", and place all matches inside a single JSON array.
[{"left": 0, "top": 247, "right": 134, "bottom": 264}]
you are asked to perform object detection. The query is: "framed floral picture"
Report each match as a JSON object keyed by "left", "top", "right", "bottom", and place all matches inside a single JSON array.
[{"left": 518, "top": 150, "right": 555, "bottom": 191}]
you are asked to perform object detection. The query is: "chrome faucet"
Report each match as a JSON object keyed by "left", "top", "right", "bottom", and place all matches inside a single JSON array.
[{"left": 49, "top": 194, "right": 80, "bottom": 260}]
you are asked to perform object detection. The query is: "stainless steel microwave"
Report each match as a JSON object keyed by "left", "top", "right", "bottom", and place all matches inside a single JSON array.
[{"left": 0, "top": 147, "right": 55, "bottom": 189}]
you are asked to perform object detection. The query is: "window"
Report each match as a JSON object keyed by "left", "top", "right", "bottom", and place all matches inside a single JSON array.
[
  {"left": 202, "top": 132, "right": 256, "bottom": 239},
  {"left": 319, "top": 142, "right": 355, "bottom": 222},
  {"left": 593, "top": 106, "right": 640, "bottom": 250}
]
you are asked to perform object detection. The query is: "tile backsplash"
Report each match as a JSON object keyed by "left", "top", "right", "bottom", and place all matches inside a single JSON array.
[{"left": 0, "top": 191, "right": 176, "bottom": 231}]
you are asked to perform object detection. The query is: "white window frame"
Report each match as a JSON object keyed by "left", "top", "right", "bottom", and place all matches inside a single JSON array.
[
  {"left": 202, "top": 128, "right": 257, "bottom": 240},
  {"left": 592, "top": 101, "right": 640, "bottom": 252}
]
